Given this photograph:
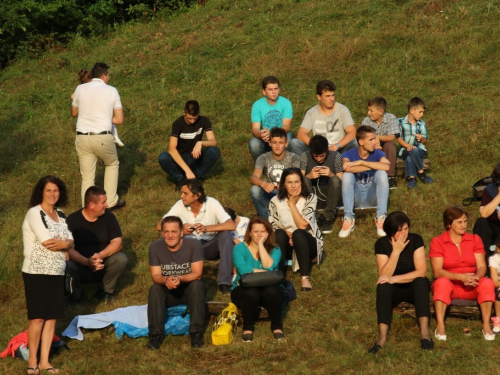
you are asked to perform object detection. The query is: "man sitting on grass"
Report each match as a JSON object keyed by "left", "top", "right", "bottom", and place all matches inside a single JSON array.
[
  {"left": 302, "top": 135, "right": 343, "bottom": 234},
  {"left": 339, "top": 126, "right": 390, "bottom": 238},
  {"left": 361, "top": 96, "right": 399, "bottom": 189},
  {"left": 158, "top": 100, "right": 221, "bottom": 190},
  {"left": 147, "top": 216, "right": 205, "bottom": 349},
  {"left": 250, "top": 127, "right": 305, "bottom": 218}
]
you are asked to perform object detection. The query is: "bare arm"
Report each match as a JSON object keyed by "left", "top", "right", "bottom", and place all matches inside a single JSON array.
[
  {"left": 71, "top": 106, "right": 78, "bottom": 117},
  {"left": 296, "top": 127, "right": 311, "bottom": 146},
  {"left": 252, "top": 122, "right": 263, "bottom": 138},
  {"left": 332, "top": 124, "right": 356, "bottom": 151},
  {"left": 490, "top": 265, "right": 500, "bottom": 288},
  {"left": 42, "top": 238, "right": 73, "bottom": 252},
  {"left": 377, "top": 247, "right": 427, "bottom": 285},
  {"left": 342, "top": 157, "right": 390, "bottom": 173},
  {"left": 112, "top": 108, "right": 124, "bottom": 125},
  {"left": 281, "top": 118, "right": 291, "bottom": 133},
  {"left": 250, "top": 168, "right": 276, "bottom": 193},
  {"left": 97, "top": 237, "right": 122, "bottom": 259},
  {"left": 194, "top": 219, "right": 236, "bottom": 234},
  {"left": 288, "top": 196, "right": 309, "bottom": 230},
  {"left": 479, "top": 186, "right": 500, "bottom": 218},
  {"left": 149, "top": 260, "right": 203, "bottom": 289},
  {"left": 168, "top": 136, "right": 195, "bottom": 179},
  {"left": 430, "top": 256, "right": 472, "bottom": 283}
]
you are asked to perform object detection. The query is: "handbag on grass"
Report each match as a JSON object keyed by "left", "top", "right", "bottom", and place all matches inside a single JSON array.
[
  {"left": 240, "top": 270, "right": 283, "bottom": 288},
  {"left": 211, "top": 302, "right": 239, "bottom": 345}
]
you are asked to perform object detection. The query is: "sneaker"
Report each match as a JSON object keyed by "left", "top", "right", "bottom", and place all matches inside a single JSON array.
[
  {"left": 338, "top": 217, "right": 355, "bottom": 238},
  {"left": 147, "top": 334, "right": 164, "bottom": 349},
  {"left": 417, "top": 172, "right": 434, "bottom": 184},
  {"left": 94, "top": 288, "right": 115, "bottom": 303},
  {"left": 190, "top": 331, "right": 204, "bottom": 348},
  {"left": 492, "top": 317, "right": 500, "bottom": 334},
  {"left": 407, "top": 177, "right": 417, "bottom": 189},
  {"left": 322, "top": 219, "right": 334, "bottom": 234},
  {"left": 388, "top": 177, "right": 398, "bottom": 189},
  {"left": 375, "top": 215, "right": 386, "bottom": 237}
]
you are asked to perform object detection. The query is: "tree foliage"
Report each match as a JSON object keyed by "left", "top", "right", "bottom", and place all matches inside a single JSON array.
[{"left": 0, "top": 0, "right": 196, "bottom": 67}]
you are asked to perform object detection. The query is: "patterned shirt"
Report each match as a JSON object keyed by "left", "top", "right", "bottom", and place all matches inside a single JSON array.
[
  {"left": 361, "top": 113, "right": 399, "bottom": 136},
  {"left": 397, "top": 116, "right": 428, "bottom": 156}
]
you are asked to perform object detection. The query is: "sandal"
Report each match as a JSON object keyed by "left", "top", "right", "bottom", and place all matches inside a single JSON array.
[
  {"left": 242, "top": 331, "right": 253, "bottom": 342},
  {"left": 41, "top": 368, "right": 59, "bottom": 374},
  {"left": 27, "top": 367, "right": 39, "bottom": 375},
  {"left": 368, "top": 343, "right": 382, "bottom": 354}
]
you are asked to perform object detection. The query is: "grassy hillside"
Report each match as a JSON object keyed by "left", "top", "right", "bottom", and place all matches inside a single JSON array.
[{"left": 1, "top": 0, "right": 500, "bottom": 373}]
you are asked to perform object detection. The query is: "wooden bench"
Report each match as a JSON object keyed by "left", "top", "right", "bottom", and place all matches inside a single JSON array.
[
  {"left": 395, "top": 158, "right": 431, "bottom": 178},
  {"left": 394, "top": 300, "right": 481, "bottom": 320}
]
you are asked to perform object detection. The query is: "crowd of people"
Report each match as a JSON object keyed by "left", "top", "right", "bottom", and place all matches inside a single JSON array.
[{"left": 19, "top": 63, "right": 499, "bottom": 373}]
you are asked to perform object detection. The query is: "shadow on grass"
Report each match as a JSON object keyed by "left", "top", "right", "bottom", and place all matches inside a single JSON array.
[{"left": 117, "top": 141, "right": 147, "bottom": 198}]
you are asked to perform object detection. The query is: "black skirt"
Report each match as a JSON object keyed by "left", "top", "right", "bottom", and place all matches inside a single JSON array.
[{"left": 22, "top": 272, "right": 65, "bottom": 320}]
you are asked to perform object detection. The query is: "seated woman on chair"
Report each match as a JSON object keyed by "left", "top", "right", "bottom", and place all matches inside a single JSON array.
[
  {"left": 431, "top": 205, "right": 495, "bottom": 341},
  {"left": 369, "top": 211, "right": 432, "bottom": 354}
]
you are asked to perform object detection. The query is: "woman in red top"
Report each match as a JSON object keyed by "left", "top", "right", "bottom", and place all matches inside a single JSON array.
[{"left": 430, "top": 206, "right": 495, "bottom": 341}]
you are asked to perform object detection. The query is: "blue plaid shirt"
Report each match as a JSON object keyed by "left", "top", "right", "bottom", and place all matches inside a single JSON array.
[{"left": 397, "top": 116, "right": 428, "bottom": 156}]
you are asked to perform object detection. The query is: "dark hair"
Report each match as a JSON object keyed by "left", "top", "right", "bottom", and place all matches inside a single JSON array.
[
  {"left": 270, "top": 127, "right": 287, "bottom": 140},
  {"left": 496, "top": 235, "right": 500, "bottom": 249},
  {"left": 408, "top": 97, "right": 426, "bottom": 111},
  {"left": 316, "top": 80, "right": 336, "bottom": 95},
  {"left": 383, "top": 211, "right": 411, "bottom": 239},
  {"left": 184, "top": 100, "right": 200, "bottom": 116},
  {"left": 244, "top": 216, "right": 277, "bottom": 253},
  {"left": 84, "top": 186, "right": 106, "bottom": 207},
  {"left": 309, "top": 135, "right": 329, "bottom": 155},
  {"left": 443, "top": 205, "right": 468, "bottom": 230},
  {"left": 161, "top": 215, "right": 183, "bottom": 231},
  {"left": 91, "top": 62, "right": 110, "bottom": 79},
  {"left": 77, "top": 69, "right": 92, "bottom": 84},
  {"left": 182, "top": 179, "right": 207, "bottom": 203},
  {"left": 356, "top": 125, "right": 375, "bottom": 142},
  {"left": 223, "top": 207, "right": 236, "bottom": 221},
  {"left": 29, "top": 175, "right": 68, "bottom": 208},
  {"left": 278, "top": 168, "right": 311, "bottom": 200},
  {"left": 367, "top": 96, "right": 387, "bottom": 112},
  {"left": 491, "top": 164, "right": 500, "bottom": 185},
  {"left": 262, "top": 76, "right": 280, "bottom": 90}
]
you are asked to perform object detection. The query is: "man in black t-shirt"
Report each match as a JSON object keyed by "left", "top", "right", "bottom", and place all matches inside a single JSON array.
[
  {"left": 301, "top": 135, "right": 343, "bottom": 234},
  {"left": 158, "top": 100, "right": 221, "bottom": 189},
  {"left": 147, "top": 216, "right": 205, "bottom": 349},
  {"left": 66, "top": 186, "right": 128, "bottom": 303}
]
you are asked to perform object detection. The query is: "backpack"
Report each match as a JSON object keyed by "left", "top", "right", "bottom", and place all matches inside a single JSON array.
[{"left": 462, "top": 176, "right": 493, "bottom": 206}]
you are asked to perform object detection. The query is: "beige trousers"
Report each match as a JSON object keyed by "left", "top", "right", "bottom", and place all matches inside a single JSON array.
[{"left": 75, "top": 134, "right": 119, "bottom": 207}]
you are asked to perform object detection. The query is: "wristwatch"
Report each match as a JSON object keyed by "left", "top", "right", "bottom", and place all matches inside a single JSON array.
[{"left": 335, "top": 143, "right": 342, "bottom": 149}]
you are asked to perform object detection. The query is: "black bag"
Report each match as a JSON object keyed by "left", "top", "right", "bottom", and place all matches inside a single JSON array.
[
  {"left": 240, "top": 270, "right": 283, "bottom": 288},
  {"left": 463, "top": 176, "right": 492, "bottom": 206}
]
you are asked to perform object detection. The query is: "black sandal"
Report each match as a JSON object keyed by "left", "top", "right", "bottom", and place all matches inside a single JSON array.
[
  {"left": 26, "top": 367, "right": 39, "bottom": 375},
  {"left": 368, "top": 343, "right": 382, "bottom": 354}
]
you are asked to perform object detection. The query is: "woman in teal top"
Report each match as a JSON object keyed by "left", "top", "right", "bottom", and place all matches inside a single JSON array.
[{"left": 231, "top": 216, "right": 285, "bottom": 342}]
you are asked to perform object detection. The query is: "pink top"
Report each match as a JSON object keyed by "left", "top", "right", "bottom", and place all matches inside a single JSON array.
[{"left": 429, "top": 231, "right": 485, "bottom": 274}]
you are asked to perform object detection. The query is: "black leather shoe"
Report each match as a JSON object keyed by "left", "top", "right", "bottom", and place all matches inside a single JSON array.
[
  {"left": 219, "top": 284, "right": 231, "bottom": 295},
  {"left": 147, "top": 334, "right": 164, "bottom": 349},
  {"left": 190, "top": 332, "right": 204, "bottom": 348},
  {"left": 273, "top": 331, "right": 285, "bottom": 341},
  {"left": 368, "top": 343, "right": 382, "bottom": 354},
  {"left": 420, "top": 338, "right": 434, "bottom": 350},
  {"left": 109, "top": 200, "right": 126, "bottom": 211},
  {"left": 242, "top": 332, "right": 253, "bottom": 342}
]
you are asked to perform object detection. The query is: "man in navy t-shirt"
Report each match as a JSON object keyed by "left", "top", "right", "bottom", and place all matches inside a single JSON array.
[
  {"left": 339, "top": 125, "right": 390, "bottom": 238},
  {"left": 158, "top": 100, "right": 221, "bottom": 189}
]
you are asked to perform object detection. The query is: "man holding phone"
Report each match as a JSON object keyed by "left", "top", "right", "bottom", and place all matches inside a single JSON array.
[{"left": 302, "top": 135, "right": 343, "bottom": 234}]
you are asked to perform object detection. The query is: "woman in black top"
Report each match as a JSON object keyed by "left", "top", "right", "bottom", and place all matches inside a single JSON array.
[{"left": 368, "top": 211, "right": 432, "bottom": 354}]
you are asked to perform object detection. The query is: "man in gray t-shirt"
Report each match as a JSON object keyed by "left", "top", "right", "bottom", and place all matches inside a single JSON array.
[
  {"left": 147, "top": 216, "right": 205, "bottom": 349},
  {"left": 290, "top": 80, "right": 357, "bottom": 157},
  {"left": 250, "top": 128, "right": 305, "bottom": 218}
]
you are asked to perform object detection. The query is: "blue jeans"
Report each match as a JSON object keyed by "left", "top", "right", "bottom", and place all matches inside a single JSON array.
[
  {"left": 158, "top": 147, "right": 220, "bottom": 182},
  {"left": 289, "top": 138, "right": 358, "bottom": 157},
  {"left": 250, "top": 185, "right": 278, "bottom": 218},
  {"left": 342, "top": 170, "right": 389, "bottom": 219},
  {"left": 248, "top": 132, "right": 292, "bottom": 160},
  {"left": 401, "top": 148, "right": 427, "bottom": 178}
]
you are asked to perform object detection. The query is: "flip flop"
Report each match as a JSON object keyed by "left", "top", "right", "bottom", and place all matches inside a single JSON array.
[
  {"left": 42, "top": 368, "right": 59, "bottom": 374},
  {"left": 27, "top": 367, "right": 39, "bottom": 375}
]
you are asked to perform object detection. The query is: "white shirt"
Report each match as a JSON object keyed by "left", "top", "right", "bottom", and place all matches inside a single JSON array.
[
  {"left": 276, "top": 197, "right": 306, "bottom": 232},
  {"left": 72, "top": 78, "right": 122, "bottom": 133},
  {"left": 233, "top": 216, "right": 249, "bottom": 242},
  {"left": 165, "top": 197, "right": 231, "bottom": 242}
]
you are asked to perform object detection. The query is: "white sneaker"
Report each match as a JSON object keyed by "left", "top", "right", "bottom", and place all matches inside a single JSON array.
[
  {"left": 376, "top": 215, "right": 386, "bottom": 237},
  {"left": 339, "top": 217, "right": 355, "bottom": 238}
]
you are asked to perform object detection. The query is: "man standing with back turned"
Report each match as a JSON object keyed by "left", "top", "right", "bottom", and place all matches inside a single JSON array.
[{"left": 71, "top": 62, "right": 126, "bottom": 210}]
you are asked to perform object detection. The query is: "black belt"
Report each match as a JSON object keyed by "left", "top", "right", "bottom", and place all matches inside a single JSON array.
[{"left": 76, "top": 131, "right": 111, "bottom": 135}]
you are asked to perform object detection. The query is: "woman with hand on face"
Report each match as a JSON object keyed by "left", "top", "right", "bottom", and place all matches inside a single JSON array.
[
  {"left": 231, "top": 216, "right": 284, "bottom": 342},
  {"left": 430, "top": 205, "right": 495, "bottom": 341},
  {"left": 22, "top": 176, "right": 74, "bottom": 374},
  {"left": 269, "top": 167, "right": 323, "bottom": 292},
  {"left": 368, "top": 211, "right": 432, "bottom": 354}
]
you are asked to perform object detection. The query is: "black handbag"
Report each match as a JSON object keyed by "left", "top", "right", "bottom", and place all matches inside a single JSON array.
[{"left": 240, "top": 270, "right": 283, "bottom": 288}]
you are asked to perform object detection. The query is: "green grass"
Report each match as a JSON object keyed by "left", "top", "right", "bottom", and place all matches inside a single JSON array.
[{"left": 1, "top": 0, "right": 500, "bottom": 373}]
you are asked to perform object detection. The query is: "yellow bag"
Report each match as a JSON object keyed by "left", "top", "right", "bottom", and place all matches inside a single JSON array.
[{"left": 211, "top": 302, "right": 239, "bottom": 345}]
